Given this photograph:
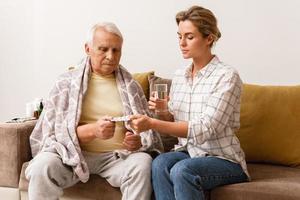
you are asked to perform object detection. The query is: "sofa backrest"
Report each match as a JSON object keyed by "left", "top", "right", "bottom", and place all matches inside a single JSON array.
[
  {"left": 236, "top": 84, "right": 300, "bottom": 167},
  {"left": 132, "top": 71, "right": 154, "bottom": 100}
]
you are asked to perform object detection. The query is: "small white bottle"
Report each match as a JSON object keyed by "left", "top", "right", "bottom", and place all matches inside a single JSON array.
[{"left": 26, "top": 102, "right": 35, "bottom": 117}]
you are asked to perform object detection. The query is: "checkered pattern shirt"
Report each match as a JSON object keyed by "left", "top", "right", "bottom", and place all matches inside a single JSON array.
[{"left": 169, "top": 56, "right": 249, "bottom": 178}]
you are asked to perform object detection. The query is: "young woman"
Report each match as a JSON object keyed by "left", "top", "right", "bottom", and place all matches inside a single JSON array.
[{"left": 130, "top": 5, "right": 249, "bottom": 200}]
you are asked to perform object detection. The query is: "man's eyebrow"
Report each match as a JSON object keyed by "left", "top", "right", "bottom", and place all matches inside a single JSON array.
[
  {"left": 96, "top": 44, "right": 107, "bottom": 47},
  {"left": 95, "top": 46, "right": 107, "bottom": 49}
]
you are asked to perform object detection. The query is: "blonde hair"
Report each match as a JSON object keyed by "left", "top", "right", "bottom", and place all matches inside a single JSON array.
[
  {"left": 86, "top": 22, "right": 123, "bottom": 45},
  {"left": 176, "top": 6, "right": 221, "bottom": 47}
]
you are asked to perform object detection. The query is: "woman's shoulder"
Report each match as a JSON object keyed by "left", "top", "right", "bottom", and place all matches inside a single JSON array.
[
  {"left": 173, "top": 65, "right": 191, "bottom": 77},
  {"left": 171, "top": 67, "right": 188, "bottom": 84},
  {"left": 214, "top": 60, "right": 240, "bottom": 78},
  {"left": 210, "top": 59, "right": 242, "bottom": 86}
]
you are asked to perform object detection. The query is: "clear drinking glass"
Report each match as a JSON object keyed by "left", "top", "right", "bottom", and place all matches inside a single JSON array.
[{"left": 154, "top": 84, "right": 168, "bottom": 114}]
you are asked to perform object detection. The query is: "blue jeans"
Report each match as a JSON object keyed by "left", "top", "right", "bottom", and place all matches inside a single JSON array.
[{"left": 152, "top": 151, "right": 248, "bottom": 200}]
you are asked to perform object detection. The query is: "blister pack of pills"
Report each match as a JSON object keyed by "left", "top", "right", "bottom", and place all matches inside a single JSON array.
[{"left": 110, "top": 115, "right": 131, "bottom": 122}]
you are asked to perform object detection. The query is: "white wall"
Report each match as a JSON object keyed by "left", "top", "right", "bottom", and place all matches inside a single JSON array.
[{"left": 1, "top": 0, "right": 300, "bottom": 121}]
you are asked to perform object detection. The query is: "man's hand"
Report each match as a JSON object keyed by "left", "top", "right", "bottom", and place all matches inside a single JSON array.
[
  {"left": 123, "top": 131, "right": 142, "bottom": 151},
  {"left": 93, "top": 116, "right": 115, "bottom": 139},
  {"left": 129, "top": 114, "right": 153, "bottom": 134}
]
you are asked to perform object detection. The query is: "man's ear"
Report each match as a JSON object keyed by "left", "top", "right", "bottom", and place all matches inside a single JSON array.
[{"left": 85, "top": 43, "right": 90, "bottom": 55}]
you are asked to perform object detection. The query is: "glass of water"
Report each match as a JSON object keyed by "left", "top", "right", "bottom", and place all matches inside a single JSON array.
[{"left": 154, "top": 84, "right": 168, "bottom": 114}]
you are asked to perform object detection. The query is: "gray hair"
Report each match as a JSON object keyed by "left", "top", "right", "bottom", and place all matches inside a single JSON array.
[{"left": 86, "top": 22, "right": 123, "bottom": 45}]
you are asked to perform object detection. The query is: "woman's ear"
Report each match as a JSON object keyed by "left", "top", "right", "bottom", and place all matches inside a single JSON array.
[{"left": 207, "top": 34, "right": 214, "bottom": 46}]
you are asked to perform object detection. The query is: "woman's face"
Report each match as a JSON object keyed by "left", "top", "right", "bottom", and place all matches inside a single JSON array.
[{"left": 177, "top": 20, "right": 212, "bottom": 59}]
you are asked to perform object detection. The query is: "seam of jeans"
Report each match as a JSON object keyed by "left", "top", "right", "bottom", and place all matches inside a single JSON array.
[
  {"left": 196, "top": 171, "right": 246, "bottom": 182},
  {"left": 182, "top": 164, "right": 246, "bottom": 187}
]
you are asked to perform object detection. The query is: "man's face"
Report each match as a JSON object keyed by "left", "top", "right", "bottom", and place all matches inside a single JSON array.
[{"left": 85, "top": 28, "right": 122, "bottom": 75}]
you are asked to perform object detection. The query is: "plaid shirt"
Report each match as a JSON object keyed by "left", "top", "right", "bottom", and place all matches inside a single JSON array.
[{"left": 169, "top": 56, "right": 249, "bottom": 178}]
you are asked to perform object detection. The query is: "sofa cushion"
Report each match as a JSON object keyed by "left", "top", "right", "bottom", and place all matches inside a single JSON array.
[
  {"left": 19, "top": 162, "right": 122, "bottom": 200},
  {"left": 236, "top": 84, "right": 300, "bottom": 167},
  {"left": 148, "top": 74, "right": 172, "bottom": 97},
  {"left": 132, "top": 71, "right": 154, "bottom": 100},
  {"left": 211, "top": 163, "right": 300, "bottom": 200},
  {"left": 0, "top": 121, "right": 35, "bottom": 188},
  {"left": 0, "top": 187, "right": 19, "bottom": 200}
]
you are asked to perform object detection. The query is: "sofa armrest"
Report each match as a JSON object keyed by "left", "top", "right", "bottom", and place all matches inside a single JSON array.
[{"left": 0, "top": 120, "right": 37, "bottom": 188}]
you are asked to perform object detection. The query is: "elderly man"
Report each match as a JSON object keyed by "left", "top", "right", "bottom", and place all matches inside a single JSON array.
[{"left": 25, "top": 22, "right": 162, "bottom": 200}]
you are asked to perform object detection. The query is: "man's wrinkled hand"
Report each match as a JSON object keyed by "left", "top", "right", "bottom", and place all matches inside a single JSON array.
[
  {"left": 123, "top": 131, "right": 142, "bottom": 151},
  {"left": 93, "top": 116, "right": 115, "bottom": 139}
]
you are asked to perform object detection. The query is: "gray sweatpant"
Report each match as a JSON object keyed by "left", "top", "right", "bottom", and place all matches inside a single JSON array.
[{"left": 25, "top": 151, "right": 152, "bottom": 200}]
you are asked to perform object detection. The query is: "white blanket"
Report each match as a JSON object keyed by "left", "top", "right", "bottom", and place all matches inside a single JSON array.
[{"left": 29, "top": 57, "right": 163, "bottom": 182}]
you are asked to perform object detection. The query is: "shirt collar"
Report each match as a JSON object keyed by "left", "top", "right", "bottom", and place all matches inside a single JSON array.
[{"left": 184, "top": 55, "right": 220, "bottom": 79}]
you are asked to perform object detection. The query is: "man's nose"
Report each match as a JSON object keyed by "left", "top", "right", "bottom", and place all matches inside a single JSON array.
[{"left": 106, "top": 50, "right": 114, "bottom": 60}]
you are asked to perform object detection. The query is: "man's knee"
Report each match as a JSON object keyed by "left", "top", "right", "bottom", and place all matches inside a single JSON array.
[
  {"left": 26, "top": 152, "right": 64, "bottom": 179},
  {"left": 129, "top": 152, "right": 152, "bottom": 177},
  {"left": 134, "top": 152, "right": 152, "bottom": 171}
]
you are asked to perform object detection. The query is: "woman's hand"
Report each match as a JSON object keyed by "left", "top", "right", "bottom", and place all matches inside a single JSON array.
[
  {"left": 123, "top": 131, "right": 142, "bottom": 151},
  {"left": 148, "top": 95, "right": 158, "bottom": 112},
  {"left": 148, "top": 93, "right": 170, "bottom": 112},
  {"left": 129, "top": 114, "right": 153, "bottom": 134}
]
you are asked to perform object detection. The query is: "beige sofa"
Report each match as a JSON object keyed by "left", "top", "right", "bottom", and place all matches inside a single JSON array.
[{"left": 1, "top": 72, "right": 300, "bottom": 200}]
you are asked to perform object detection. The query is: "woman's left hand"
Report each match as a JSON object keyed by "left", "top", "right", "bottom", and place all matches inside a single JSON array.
[{"left": 129, "top": 114, "right": 153, "bottom": 133}]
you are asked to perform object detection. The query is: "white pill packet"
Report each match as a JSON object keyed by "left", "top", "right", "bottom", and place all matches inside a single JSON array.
[{"left": 110, "top": 115, "right": 131, "bottom": 122}]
